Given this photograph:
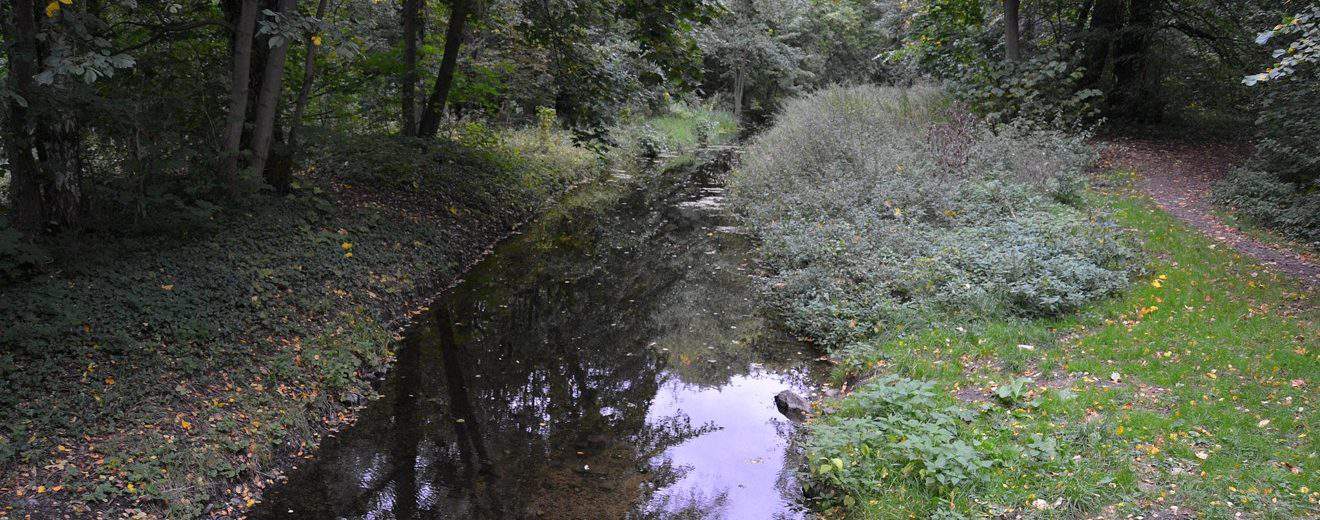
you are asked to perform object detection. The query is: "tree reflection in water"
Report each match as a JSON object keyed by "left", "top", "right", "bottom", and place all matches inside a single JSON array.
[{"left": 252, "top": 154, "right": 817, "bottom": 519}]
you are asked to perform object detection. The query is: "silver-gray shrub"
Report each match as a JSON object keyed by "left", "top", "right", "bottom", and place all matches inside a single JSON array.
[{"left": 730, "top": 85, "right": 1137, "bottom": 345}]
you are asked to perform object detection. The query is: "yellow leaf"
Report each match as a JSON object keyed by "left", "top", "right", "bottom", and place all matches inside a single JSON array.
[
  {"left": 341, "top": 242, "right": 352, "bottom": 250},
  {"left": 180, "top": 419, "right": 192, "bottom": 430},
  {"left": 161, "top": 284, "right": 174, "bottom": 291},
  {"left": 37, "top": 485, "right": 46, "bottom": 494},
  {"left": 127, "top": 483, "right": 136, "bottom": 493},
  {"left": 1116, "top": 425, "right": 1124, "bottom": 436},
  {"left": 1151, "top": 279, "right": 1162, "bottom": 288},
  {"left": 59, "top": 0, "right": 73, "bottom": 4},
  {"left": 45, "top": 2, "right": 60, "bottom": 17},
  {"left": 311, "top": 35, "right": 322, "bottom": 46}
]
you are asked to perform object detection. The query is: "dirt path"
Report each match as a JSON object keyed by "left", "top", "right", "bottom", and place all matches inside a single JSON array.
[{"left": 1100, "top": 138, "right": 1319, "bottom": 289}]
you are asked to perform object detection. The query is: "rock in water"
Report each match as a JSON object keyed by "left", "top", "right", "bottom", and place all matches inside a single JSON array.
[{"left": 774, "top": 390, "right": 811, "bottom": 422}]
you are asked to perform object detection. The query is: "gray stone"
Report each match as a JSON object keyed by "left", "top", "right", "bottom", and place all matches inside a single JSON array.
[{"left": 774, "top": 390, "right": 811, "bottom": 422}]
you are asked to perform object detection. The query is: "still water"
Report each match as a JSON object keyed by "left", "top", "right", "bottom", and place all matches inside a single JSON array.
[{"left": 251, "top": 153, "right": 821, "bottom": 519}]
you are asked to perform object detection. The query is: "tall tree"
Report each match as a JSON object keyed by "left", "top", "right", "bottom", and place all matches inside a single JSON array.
[
  {"left": 249, "top": 0, "right": 298, "bottom": 192},
  {"left": 1004, "top": 0, "right": 1021, "bottom": 62},
  {"left": 417, "top": 0, "right": 474, "bottom": 138},
  {"left": 401, "top": 0, "right": 423, "bottom": 135},
  {"left": 221, "top": 0, "right": 260, "bottom": 194},
  {"left": 3, "top": 0, "right": 83, "bottom": 235},
  {"left": 1109, "top": 0, "right": 1162, "bottom": 120},
  {"left": 287, "top": 0, "right": 332, "bottom": 149}
]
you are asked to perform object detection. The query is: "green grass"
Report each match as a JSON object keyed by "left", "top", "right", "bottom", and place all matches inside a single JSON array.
[
  {"left": 611, "top": 102, "right": 738, "bottom": 161},
  {"left": 806, "top": 179, "right": 1318, "bottom": 519},
  {"left": 645, "top": 103, "right": 739, "bottom": 148}
]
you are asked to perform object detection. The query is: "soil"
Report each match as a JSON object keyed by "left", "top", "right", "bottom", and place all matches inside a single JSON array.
[{"left": 1099, "top": 138, "right": 1320, "bottom": 289}]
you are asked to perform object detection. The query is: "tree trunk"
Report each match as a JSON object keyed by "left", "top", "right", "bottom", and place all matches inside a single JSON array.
[
  {"left": 1110, "top": 0, "right": 1163, "bottom": 121},
  {"left": 1004, "top": 0, "right": 1022, "bottom": 62},
  {"left": 401, "top": 0, "right": 421, "bottom": 135},
  {"left": 732, "top": 64, "right": 745, "bottom": 122},
  {"left": 287, "top": 0, "right": 330, "bottom": 148},
  {"left": 4, "top": 0, "right": 81, "bottom": 235},
  {"left": 221, "top": 0, "right": 259, "bottom": 193},
  {"left": 417, "top": 0, "right": 473, "bottom": 138},
  {"left": 249, "top": 0, "right": 297, "bottom": 192},
  {"left": 1022, "top": 2, "right": 1035, "bottom": 56},
  {"left": 1079, "top": 0, "right": 1125, "bottom": 90},
  {"left": 5, "top": 0, "right": 45, "bottom": 235}
]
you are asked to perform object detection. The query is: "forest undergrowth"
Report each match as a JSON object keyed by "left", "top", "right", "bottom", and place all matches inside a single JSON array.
[{"left": 729, "top": 85, "right": 1318, "bottom": 519}]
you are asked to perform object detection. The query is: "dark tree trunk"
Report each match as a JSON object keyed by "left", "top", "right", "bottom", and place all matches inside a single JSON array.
[
  {"left": 1004, "top": 0, "right": 1022, "bottom": 62},
  {"left": 221, "top": 0, "right": 259, "bottom": 194},
  {"left": 249, "top": 0, "right": 297, "bottom": 192},
  {"left": 417, "top": 0, "right": 473, "bottom": 138},
  {"left": 401, "top": 0, "right": 422, "bottom": 135},
  {"left": 1080, "top": 0, "right": 1125, "bottom": 90},
  {"left": 1022, "top": 1, "right": 1035, "bottom": 55},
  {"left": 1110, "top": 0, "right": 1163, "bottom": 121},
  {"left": 4, "top": 0, "right": 81, "bottom": 235},
  {"left": 287, "top": 0, "right": 331, "bottom": 148},
  {"left": 5, "top": 0, "right": 46, "bottom": 235}
]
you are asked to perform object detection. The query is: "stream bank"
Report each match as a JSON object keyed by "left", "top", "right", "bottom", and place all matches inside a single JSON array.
[{"left": 250, "top": 149, "right": 826, "bottom": 519}]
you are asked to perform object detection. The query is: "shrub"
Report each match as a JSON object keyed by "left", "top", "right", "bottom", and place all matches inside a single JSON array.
[
  {"left": 1215, "top": 167, "right": 1320, "bottom": 246},
  {"left": 1220, "top": 12, "right": 1320, "bottom": 244},
  {"left": 0, "top": 219, "right": 52, "bottom": 283},
  {"left": 951, "top": 50, "right": 1103, "bottom": 131},
  {"left": 309, "top": 122, "right": 591, "bottom": 205},
  {"left": 730, "top": 85, "right": 1137, "bottom": 346},
  {"left": 805, "top": 376, "right": 992, "bottom": 502}
]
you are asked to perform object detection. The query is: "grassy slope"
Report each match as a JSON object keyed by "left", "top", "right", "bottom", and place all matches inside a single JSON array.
[
  {"left": 0, "top": 131, "right": 596, "bottom": 518},
  {"left": 812, "top": 172, "right": 1318, "bottom": 518}
]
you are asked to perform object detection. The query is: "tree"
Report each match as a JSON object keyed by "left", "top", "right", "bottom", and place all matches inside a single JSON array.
[
  {"left": 287, "top": 0, "right": 332, "bottom": 149},
  {"left": 249, "top": 0, "right": 299, "bottom": 192},
  {"left": 401, "top": 0, "right": 423, "bottom": 135},
  {"left": 1004, "top": 0, "right": 1021, "bottom": 62},
  {"left": 2, "top": 0, "right": 97, "bottom": 235},
  {"left": 698, "top": 0, "right": 808, "bottom": 122},
  {"left": 221, "top": 0, "right": 260, "bottom": 194},
  {"left": 417, "top": 0, "right": 475, "bottom": 138}
]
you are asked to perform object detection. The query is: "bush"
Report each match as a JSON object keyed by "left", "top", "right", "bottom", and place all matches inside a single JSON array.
[
  {"left": 805, "top": 376, "right": 991, "bottom": 502},
  {"left": 730, "top": 85, "right": 1137, "bottom": 346},
  {"left": 0, "top": 219, "right": 51, "bottom": 283},
  {"left": 309, "top": 122, "right": 591, "bottom": 206},
  {"left": 1215, "top": 50, "right": 1320, "bottom": 244},
  {"left": 1215, "top": 167, "right": 1320, "bottom": 246},
  {"left": 951, "top": 50, "right": 1103, "bottom": 131}
]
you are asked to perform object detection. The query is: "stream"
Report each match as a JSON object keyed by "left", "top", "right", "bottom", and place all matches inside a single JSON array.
[{"left": 250, "top": 150, "right": 823, "bottom": 519}]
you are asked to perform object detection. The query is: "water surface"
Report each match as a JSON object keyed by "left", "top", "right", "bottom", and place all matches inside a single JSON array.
[{"left": 252, "top": 155, "right": 821, "bottom": 519}]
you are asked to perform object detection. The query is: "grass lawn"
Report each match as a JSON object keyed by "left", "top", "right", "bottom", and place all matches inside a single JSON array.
[{"left": 807, "top": 171, "right": 1318, "bottom": 519}]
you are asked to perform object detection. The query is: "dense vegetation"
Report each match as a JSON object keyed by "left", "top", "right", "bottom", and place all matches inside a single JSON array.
[
  {"left": 1216, "top": 6, "right": 1320, "bottom": 247},
  {"left": 3, "top": 0, "right": 1317, "bottom": 517}
]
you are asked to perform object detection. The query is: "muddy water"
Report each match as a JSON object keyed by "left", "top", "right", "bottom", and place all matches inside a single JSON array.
[{"left": 251, "top": 153, "right": 822, "bottom": 519}]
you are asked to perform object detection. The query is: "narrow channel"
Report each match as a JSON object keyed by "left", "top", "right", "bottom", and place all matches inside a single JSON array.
[{"left": 250, "top": 150, "right": 823, "bottom": 519}]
